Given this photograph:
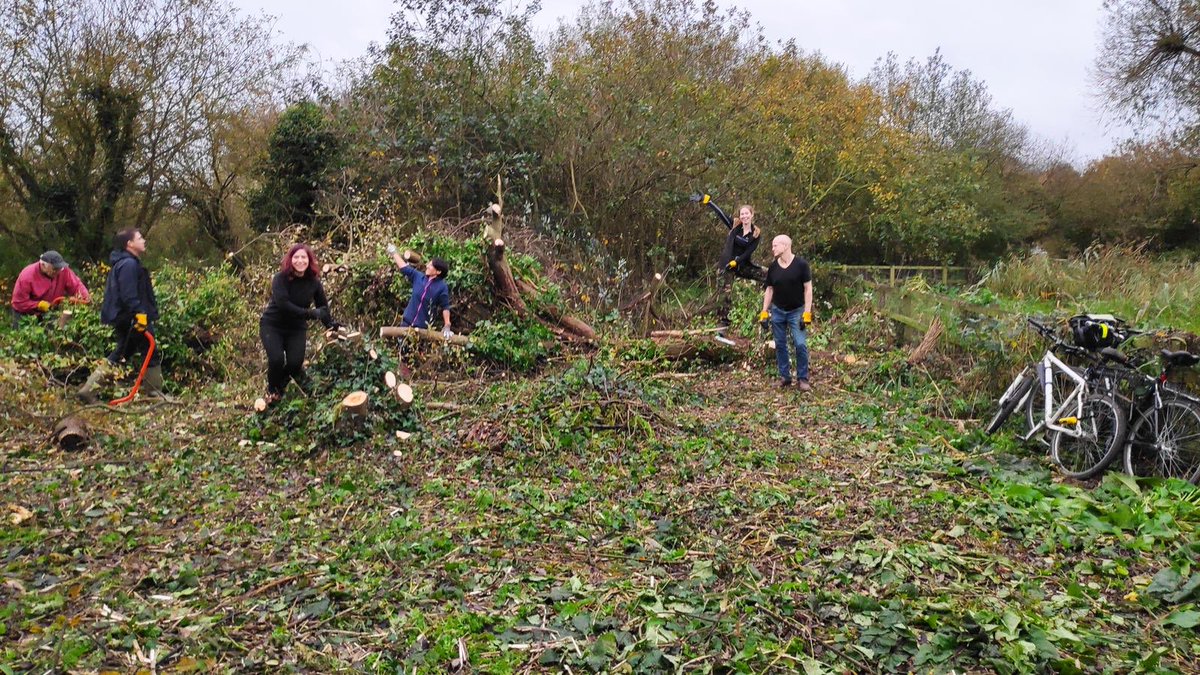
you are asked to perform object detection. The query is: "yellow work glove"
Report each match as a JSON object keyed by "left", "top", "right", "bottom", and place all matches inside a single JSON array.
[
  {"left": 726, "top": 260, "right": 737, "bottom": 270},
  {"left": 134, "top": 313, "right": 148, "bottom": 332},
  {"left": 803, "top": 311, "right": 812, "bottom": 326},
  {"left": 36, "top": 300, "right": 51, "bottom": 313},
  {"left": 758, "top": 310, "right": 769, "bottom": 323}
]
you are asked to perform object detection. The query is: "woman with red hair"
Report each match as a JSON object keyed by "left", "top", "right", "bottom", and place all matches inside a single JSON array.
[{"left": 259, "top": 244, "right": 338, "bottom": 404}]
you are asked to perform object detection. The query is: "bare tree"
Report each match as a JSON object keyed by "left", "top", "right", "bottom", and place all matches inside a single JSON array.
[
  {"left": 0, "top": 0, "right": 302, "bottom": 260},
  {"left": 867, "top": 50, "right": 1029, "bottom": 163},
  {"left": 1096, "top": 0, "right": 1200, "bottom": 137}
]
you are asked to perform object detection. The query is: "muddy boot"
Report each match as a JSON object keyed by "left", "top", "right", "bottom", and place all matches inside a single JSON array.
[
  {"left": 139, "top": 366, "right": 165, "bottom": 398},
  {"left": 76, "top": 361, "right": 114, "bottom": 404}
]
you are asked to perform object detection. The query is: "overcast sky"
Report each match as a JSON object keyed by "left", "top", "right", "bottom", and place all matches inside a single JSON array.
[{"left": 238, "top": 0, "right": 1124, "bottom": 165}]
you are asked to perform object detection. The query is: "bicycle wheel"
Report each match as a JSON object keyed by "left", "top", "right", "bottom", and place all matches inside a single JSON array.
[
  {"left": 986, "top": 371, "right": 1035, "bottom": 435},
  {"left": 1051, "top": 393, "right": 1127, "bottom": 479},
  {"left": 1123, "top": 396, "right": 1200, "bottom": 483}
]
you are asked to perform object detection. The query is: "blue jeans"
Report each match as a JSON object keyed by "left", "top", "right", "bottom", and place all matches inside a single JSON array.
[{"left": 770, "top": 306, "right": 808, "bottom": 381}]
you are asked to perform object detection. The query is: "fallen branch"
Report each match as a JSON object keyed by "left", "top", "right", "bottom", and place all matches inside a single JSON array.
[
  {"left": 380, "top": 326, "right": 471, "bottom": 347},
  {"left": 651, "top": 334, "right": 747, "bottom": 363},
  {"left": 650, "top": 328, "right": 724, "bottom": 337}
]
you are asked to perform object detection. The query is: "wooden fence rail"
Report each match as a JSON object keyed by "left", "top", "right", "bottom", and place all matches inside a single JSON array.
[{"left": 829, "top": 264, "right": 974, "bottom": 286}]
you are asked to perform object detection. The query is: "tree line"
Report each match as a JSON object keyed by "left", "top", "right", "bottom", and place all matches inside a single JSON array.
[{"left": 2, "top": 0, "right": 1199, "bottom": 279}]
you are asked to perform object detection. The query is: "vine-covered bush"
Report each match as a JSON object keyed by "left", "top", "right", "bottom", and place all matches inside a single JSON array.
[
  {"left": 468, "top": 313, "right": 558, "bottom": 372},
  {"left": 0, "top": 262, "right": 254, "bottom": 388}
]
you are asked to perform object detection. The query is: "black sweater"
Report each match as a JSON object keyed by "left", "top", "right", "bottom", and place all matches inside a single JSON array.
[{"left": 260, "top": 272, "right": 330, "bottom": 331}]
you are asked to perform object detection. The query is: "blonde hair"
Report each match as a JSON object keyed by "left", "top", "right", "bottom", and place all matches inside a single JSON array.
[{"left": 735, "top": 205, "right": 759, "bottom": 237}]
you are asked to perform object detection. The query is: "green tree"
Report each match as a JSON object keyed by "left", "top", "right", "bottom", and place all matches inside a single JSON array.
[
  {"left": 868, "top": 50, "right": 1029, "bottom": 161},
  {"left": 342, "top": 0, "right": 549, "bottom": 220},
  {"left": 248, "top": 101, "right": 342, "bottom": 233}
]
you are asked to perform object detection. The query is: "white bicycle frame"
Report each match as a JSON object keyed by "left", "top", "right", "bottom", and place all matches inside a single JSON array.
[{"left": 1020, "top": 349, "right": 1088, "bottom": 441}]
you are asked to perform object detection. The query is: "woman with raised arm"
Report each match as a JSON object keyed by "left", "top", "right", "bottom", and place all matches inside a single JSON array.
[{"left": 693, "top": 193, "right": 764, "bottom": 328}]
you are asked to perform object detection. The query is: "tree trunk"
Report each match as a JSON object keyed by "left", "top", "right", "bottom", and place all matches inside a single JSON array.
[
  {"left": 650, "top": 328, "right": 723, "bottom": 337},
  {"left": 486, "top": 237, "right": 528, "bottom": 315},
  {"left": 513, "top": 278, "right": 595, "bottom": 341},
  {"left": 652, "top": 334, "right": 746, "bottom": 363}
]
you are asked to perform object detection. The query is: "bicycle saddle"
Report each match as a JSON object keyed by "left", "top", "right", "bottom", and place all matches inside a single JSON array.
[
  {"left": 1099, "top": 347, "right": 1128, "bottom": 364},
  {"left": 1160, "top": 350, "right": 1200, "bottom": 367}
]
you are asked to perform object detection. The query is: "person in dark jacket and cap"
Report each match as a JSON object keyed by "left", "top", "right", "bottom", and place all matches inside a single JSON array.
[{"left": 77, "top": 228, "right": 163, "bottom": 402}]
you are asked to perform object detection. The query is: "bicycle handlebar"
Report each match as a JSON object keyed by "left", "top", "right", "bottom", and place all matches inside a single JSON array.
[{"left": 1025, "top": 317, "right": 1093, "bottom": 358}]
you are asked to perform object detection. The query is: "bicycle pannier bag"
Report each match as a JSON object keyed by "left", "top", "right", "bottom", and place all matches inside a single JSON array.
[{"left": 1068, "top": 314, "right": 1126, "bottom": 350}]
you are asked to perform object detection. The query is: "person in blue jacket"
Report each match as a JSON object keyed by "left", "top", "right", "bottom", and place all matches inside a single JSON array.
[
  {"left": 389, "top": 245, "right": 452, "bottom": 337},
  {"left": 77, "top": 228, "right": 163, "bottom": 402}
]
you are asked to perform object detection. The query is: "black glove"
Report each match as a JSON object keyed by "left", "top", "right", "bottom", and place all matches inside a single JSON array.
[{"left": 309, "top": 307, "right": 332, "bottom": 324}]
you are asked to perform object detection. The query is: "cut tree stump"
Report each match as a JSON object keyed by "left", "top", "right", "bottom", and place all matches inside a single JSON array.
[
  {"left": 340, "top": 391, "right": 369, "bottom": 421},
  {"left": 253, "top": 397, "right": 268, "bottom": 412},
  {"left": 52, "top": 415, "right": 89, "bottom": 451},
  {"left": 385, "top": 371, "right": 398, "bottom": 388},
  {"left": 380, "top": 326, "right": 471, "bottom": 347},
  {"left": 57, "top": 309, "right": 73, "bottom": 330}
]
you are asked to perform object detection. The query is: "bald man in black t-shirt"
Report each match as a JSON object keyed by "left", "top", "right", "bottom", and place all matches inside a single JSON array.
[{"left": 758, "top": 235, "right": 813, "bottom": 391}]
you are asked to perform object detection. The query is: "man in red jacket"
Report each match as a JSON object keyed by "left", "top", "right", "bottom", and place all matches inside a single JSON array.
[{"left": 10, "top": 251, "right": 91, "bottom": 325}]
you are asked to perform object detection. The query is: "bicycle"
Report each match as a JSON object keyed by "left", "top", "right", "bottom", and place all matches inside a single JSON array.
[
  {"left": 986, "top": 318, "right": 1129, "bottom": 479},
  {"left": 1118, "top": 349, "right": 1200, "bottom": 483}
]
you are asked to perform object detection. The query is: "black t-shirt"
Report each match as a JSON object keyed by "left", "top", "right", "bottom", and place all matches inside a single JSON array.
[{"left": 764, "top": 257, "right": 812, "bottom": 311}]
